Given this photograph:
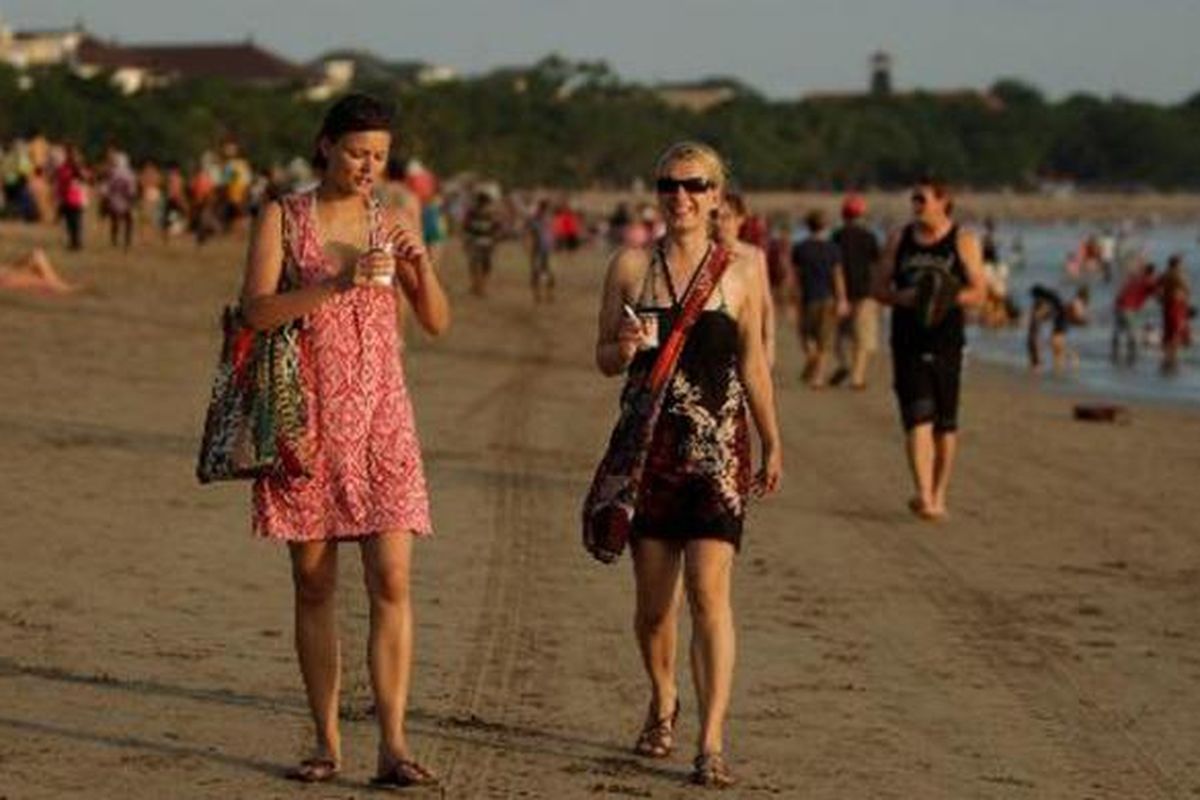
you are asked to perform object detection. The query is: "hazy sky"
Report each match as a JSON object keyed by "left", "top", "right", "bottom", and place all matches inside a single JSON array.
[{"left": 6, "top": 0, "right": 1199, "bottom": 102}]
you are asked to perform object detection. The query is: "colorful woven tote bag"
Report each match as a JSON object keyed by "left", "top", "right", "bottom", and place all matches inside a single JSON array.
[{"left": 196, "top": 263, "right": 313, "bottom": 483}]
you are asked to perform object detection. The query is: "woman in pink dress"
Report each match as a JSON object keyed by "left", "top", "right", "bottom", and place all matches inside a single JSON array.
[{"left": 239, "top": 94, "right": 450, "bottom": 787}]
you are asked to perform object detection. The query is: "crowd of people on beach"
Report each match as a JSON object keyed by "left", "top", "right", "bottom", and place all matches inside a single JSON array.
[
  {"left": 1023, "top": 238, "right": 1192, "bottom": 376},
  {"left": 7, "top": 129, "right": 1190, "bottom": 381},
  {"left": 2, "top": 134, "right": 286, "bottom": 249},
  {"left": 5, "top": 87, "right": 1197, "bottom": 794}
]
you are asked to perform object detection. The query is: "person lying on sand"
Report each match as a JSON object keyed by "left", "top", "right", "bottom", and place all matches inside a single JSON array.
[{"left": 0, "top": 247, "right": 81, "bottom": 295}]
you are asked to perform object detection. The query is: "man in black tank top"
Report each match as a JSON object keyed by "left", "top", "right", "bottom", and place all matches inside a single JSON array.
[{"left": 873, "top": 177, "right": 988, "bottom": 521}]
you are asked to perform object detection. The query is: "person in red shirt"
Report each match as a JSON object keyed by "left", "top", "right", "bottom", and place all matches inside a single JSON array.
[
  {"left": 55, "top": 144, "right": 89, "bottom": 251},
  {"left": 552, "top": 202, "right": 582, "bottom": 250},
  {"left": 1111, "top": 262, "right": 1158, "bottom": 365}
]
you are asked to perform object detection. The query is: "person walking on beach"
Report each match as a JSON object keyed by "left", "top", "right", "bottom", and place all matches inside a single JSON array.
[
  {"left": 593, "top": 141, "right": 782, "bottom": 788},
  {"left": 162, "top": 162, "right": 187, "bottom": 240},
  {"left": 832, "top": 194, "right": 881, "bottom": 389},
  {"left": 526, "top": 198, "right": 556, "bottom": 303},
  {"left": 791, "top": 209, "right": 849, "bottom": 388},
  {"left": 874, "top": 177, "right": 987, "bottom": 521},
  {"left": 463, "top": 190, "right": 500, "bottom": 297},
  {"left": 716, "top": 191, "right": 776, "bottom": 368},
  {"left": 54, "top": 144, "right": 88, "bottom": 251},
  {"left": 102, "top": 151, "right": 138, "bottom": 252},
  {"left": 239, "top": 93, "right": 450, "bottom": 788},
  {"left": 189, "top": 156, "right": 220, "bottom": 246},
  {"left": 1111, "top": 262, "right": 1158, "bottom": 365},
  {"left": 1159, "top": 255, "right": 1192, "bottom": 374}
]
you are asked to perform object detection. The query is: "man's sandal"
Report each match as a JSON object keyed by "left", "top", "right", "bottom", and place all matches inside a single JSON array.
[
  {"left": 691, "top": 752, "right": 736, "bottom": 789},
  {"left": 633, "top": 699, "right": 680, "bottom": 758}
]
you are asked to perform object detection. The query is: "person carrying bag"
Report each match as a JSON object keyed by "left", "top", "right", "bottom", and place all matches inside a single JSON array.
[
  {"left": 195, "top": 229, "right": 313, "bottom": 483},
  {"left": 582, "top": 243, "right": 732, "bottom": 563}
]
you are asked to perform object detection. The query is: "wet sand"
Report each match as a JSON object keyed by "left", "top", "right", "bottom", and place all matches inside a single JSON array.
[{"left": 2, "top": 220, "right": 1200, "bottom": 798}]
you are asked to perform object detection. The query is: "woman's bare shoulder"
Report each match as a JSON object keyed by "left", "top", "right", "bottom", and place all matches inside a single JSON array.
[{"left": 726, "top": 241, "right": 765, "bottom": 280}]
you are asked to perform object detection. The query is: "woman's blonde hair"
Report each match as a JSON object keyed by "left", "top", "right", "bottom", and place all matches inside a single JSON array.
[{"left": 654, "top": 141, "right": 728, "bottom": 190}]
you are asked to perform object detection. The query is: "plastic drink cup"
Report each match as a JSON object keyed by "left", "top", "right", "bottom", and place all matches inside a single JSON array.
[{"left": 371, "top": 242, "right": 395, "bottom": 286}]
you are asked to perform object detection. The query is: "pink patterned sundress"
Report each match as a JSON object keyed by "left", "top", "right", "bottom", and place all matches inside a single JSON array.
[{"left": 252, "top": 189, "right": 432, "bottom": 541}]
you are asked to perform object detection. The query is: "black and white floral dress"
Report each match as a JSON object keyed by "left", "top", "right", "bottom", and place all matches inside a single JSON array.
[{"left": 627, "top": 248, "right": 752, "bottom": 549}]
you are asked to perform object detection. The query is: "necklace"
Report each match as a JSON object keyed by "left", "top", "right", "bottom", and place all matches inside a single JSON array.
[{"left": 659, "top": 241, "right": 713, "bottom": 306}]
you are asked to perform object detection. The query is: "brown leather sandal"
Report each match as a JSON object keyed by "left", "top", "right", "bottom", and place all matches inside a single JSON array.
[
  {"left": 285, "top": 756, "right": 339, "bottom": 783},
  {"left": 633, "top": 698, "right": 680, "bottom": 758},
  {"left": 691, "top": 752, "right": 735, "bottom": 789},
  {"left": 370, "top": 758, "right": 439, "bottom": 789}
]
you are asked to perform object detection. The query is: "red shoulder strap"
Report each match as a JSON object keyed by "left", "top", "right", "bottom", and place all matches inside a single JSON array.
[{"left": 647, "top": 245, "right": 733, "bottom": 392}]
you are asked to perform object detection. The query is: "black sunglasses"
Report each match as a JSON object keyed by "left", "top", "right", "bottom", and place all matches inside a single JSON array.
[
  {"left": 910, "top": 192, "right": 929, "bottom": 205},
  {"left": 656, "top": 177, "right": 715, "bottom": 195}
]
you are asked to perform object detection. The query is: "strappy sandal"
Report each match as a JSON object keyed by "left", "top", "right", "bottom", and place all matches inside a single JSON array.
[
  {"left": 633, "top": 698, "right": 680, "bottom": 758},
  {"left": 691, "top": 752, "right": 735, "bottom": 789},
  {"left": 370, "top": 758, "right": 439, "bottom": 789},
  {"left": 285, "top": 756, "right": 340, "bottom": 783}
]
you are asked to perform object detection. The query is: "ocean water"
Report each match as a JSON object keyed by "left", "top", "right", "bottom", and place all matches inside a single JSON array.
[{"left": 962, "top": 222, "right": 1200, "bottom": 407}]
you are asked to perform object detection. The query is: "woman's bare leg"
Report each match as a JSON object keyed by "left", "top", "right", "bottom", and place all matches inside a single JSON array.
[
  {"left": 631, "top": 538, "right": 684, "bottom": 723},
  {"left": 289, "top": 541, "right": 342, "bottom": 765},
  {"left": 683, "top": 539, "right": 736, "bottom": 756},
  {"left": 360, "top": 532, "right": 418, "bottom": 771}
]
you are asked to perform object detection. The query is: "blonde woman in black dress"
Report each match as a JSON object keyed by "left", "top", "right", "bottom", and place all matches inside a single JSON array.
[{"left": 594, "top": 142, "right": 782, "bottom": 788}]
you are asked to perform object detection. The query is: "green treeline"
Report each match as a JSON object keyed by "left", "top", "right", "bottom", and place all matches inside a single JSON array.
[{"left": 3, "top": 57, "right": 1200, "bottom": 189}]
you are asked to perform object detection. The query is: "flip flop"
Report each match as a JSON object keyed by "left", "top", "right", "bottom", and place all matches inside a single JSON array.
[
  {"left": 285, "top": 756, "right": 339, "bottom": 783},
  {"left": 370, "top": 758, "right": 439, "bottom": 789}
]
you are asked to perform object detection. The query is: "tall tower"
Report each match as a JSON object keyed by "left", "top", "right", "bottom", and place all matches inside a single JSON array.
[{"left": 870, "top": 50, "right": 892, "bottom": 96}]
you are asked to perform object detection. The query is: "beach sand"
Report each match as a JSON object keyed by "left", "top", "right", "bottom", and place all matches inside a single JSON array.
[{"left": 2, "top": 220, "right": 1199, "bottom": 798}]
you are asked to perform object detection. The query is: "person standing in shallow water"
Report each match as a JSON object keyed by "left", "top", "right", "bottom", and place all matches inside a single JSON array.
[
  {"left": 873, "top": 177, "right": 987, "bottom": 522},
  {"left": 239, "top": 94, "right": 450, "bottom": 788},
  {"left": 594, "top": 141, "right": 782, "bottom": 789},
  {"left": 1159, "top": 255, "right": 1192, "bottom": 375}
]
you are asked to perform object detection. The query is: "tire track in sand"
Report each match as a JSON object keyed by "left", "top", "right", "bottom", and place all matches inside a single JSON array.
[{"left": 427, "top": 302, "right": 554, "bottom": 796}]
